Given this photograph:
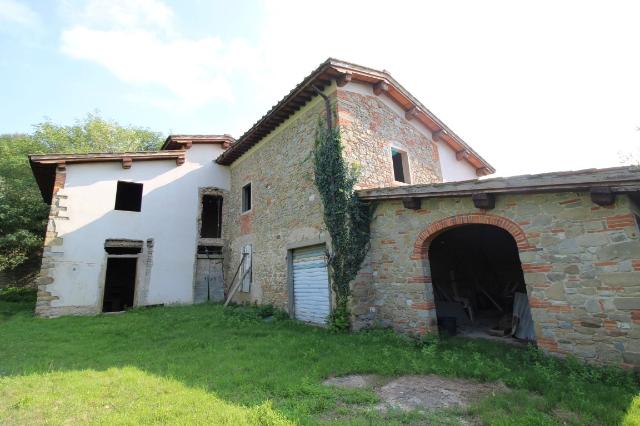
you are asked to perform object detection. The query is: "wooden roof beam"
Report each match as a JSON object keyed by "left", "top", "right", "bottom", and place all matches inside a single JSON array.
[
  {"left": 590, "top": 187, "right": 616, "bottom": 206},
  {"left": 405, "top": 106, "right": 419, "bottom": 121},
  {"left": 472, "top": 193, "right": 495, "bottom": 210},
  {"left": 337, "top": 72, "right": 353, "bottom": 87},
  {"left": 456, "top": 150, "right": 470, "bottom": 161},
  {"left": 373, "top": 80, "right": 389, "bottom": 96},
  {"left": 476, "top": 167, "right": 492, "bottom": 177}
]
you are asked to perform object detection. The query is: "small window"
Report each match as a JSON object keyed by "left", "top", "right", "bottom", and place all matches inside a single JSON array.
[
  {"left": 200, "top": 195, "right": 223, "bottom": 238},
  {"left": 391, "top": 148, "right": 410, "bottom": 183},
  {"left": 242, "top": 183, "right": 252, "bottom": 213},
  {"left": 114, "top": 181, "right": 143, "bottom": 212}
]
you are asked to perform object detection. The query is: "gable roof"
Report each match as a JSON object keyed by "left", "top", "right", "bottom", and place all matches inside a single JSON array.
[{"left": 216, "top": 58, "right": 495, "bottom": 175}]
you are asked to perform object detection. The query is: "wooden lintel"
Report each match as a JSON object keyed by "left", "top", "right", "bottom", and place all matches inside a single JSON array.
[
  {"left": 476, "top": 167, "right": 491, "bottom": 177},
  {"left": 456, "top": 150, "right": 470, "bottom": 161},
  {"left": 590, "top": 187, "right": 616, "bottom": 206},
  {"left": 402, "top": 197, "right": 421, "bottom": 210},
  {"left": 432, "top": 129, "right": 443, "bottom": 142},
  {"left": 472, "top": 193, "right": 495, "bottom": 210},
  {"left": 122, "top": 157, "right": 132, "bottom": 169},
  {"left": 337, "top": 72, "right": 353, "bottom": 87},
  {"left": 405, "top": 106, "right": 419, "bottom": 121},
  {"left": 373, "top": 81, "right": 389, "bottom": 96}
]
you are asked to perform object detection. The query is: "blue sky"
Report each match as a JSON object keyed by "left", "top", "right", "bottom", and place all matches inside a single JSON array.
[{"left": 1, "top": 0, "right": 640, "bottom": 176}]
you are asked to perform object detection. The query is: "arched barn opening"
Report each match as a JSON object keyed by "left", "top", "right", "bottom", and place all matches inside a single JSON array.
[{"left": 428, "top": 224, "right": 536, "bottom": 343}]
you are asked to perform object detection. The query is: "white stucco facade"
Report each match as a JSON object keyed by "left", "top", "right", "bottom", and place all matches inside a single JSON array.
[
  {"left": 437, "top": 140, "right": 478, "bottom": 182},
  {"left": 42, "top": 144, "right": 229, "bottom": 313}
]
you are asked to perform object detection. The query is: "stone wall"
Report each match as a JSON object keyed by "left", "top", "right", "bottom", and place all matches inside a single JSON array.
[
  {"left": 35, "top": 164, "right": 70, "bottom": 316},
  {"left": 353, "top": 192, "right": 640, "bottom": 367},
  {"left": 224, "top": 90, "right": 333, "bottom": 309},
  {"left": 224, "top": 83, "right": 451, "bottom": 313},
  {"left": 337, "top": 88, "right": 442, "bottom": 189}
]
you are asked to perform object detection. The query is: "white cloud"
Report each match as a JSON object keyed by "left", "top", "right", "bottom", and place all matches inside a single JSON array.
[
  {"left": 0, "top": 0, "right": 38, "bottom": 27},
  {"left": 58, "top": 0, "right": 640, "bottom": 174},
  {"left": 60, "top": 0, "right": 258, "bottom": 109},
  {"left": 79, "top": 0, "right": 173, "bottom": 30}
]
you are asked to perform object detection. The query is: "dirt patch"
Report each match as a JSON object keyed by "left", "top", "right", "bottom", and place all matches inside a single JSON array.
[
  {"left": 323, "top": 374, "right": 507, "bottom": 412},
  {"left": 322, "top": 374, "right": 380, "bottom": 389}
]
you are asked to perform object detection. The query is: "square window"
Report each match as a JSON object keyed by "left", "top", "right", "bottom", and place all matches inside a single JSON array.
[
  {"left": 242, "top": 183, "right": 252, "bottom": 213},
  {"left": 391, "top": 148, "right": 410, "bottom": 183},
  {"left": 114, "top": 181, "right": 143, "bottom": 212}
]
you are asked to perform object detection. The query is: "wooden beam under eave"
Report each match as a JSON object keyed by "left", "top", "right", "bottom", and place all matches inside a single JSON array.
[
  {"left": 456, "top": 150, "right": 470, "bottom": 161},
  {"left": 476, "top": 167, "right": 491, "bottom": 177},
  {"left": 472, "top": 193, "right": 495, "bottom": 210},
  {"left": 432, "top": 129, "right": 443, "bottom": 142},
  {"left": 337, "top": 72, "right": 353, "bottom": 87},
  {"left": 176, "top": 155, "right": 185, "bottom": 166},
  {"left": 373, "top": 81, "right": 389, "bottom": 96},
  {"left": 405, "top": 106, "right": 419, "bottom": 121},
  {"left": 402, "top": 197, "right": 421, "bottom": 210},
  {"left": 590, "top": 187, "right": 616, "bottom": 206},
  {"left": 122, "top": 157, "right": 132, "bottom": 169}
]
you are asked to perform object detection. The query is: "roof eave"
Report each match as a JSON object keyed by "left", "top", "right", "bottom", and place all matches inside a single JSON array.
[
  {"left": 357, "top": 166, "right": 640, "bottom": 201},
  {"left": 216, "top": 58, "right": 494, "bottom": 174}
]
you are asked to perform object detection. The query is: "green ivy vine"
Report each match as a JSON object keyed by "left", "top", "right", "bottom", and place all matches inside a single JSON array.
[{"left": 313, "top": 118, "right": 371, "bottom": 332}]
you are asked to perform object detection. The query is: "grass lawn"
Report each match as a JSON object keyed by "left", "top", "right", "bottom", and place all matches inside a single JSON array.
[{"left": 1, "top": 289, "right": 639, "bottom": 425}]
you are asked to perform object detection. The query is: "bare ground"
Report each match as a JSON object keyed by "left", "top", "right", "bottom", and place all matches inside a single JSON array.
[{"left": 323, "top": 374, "right": 507, "bottom": 412}]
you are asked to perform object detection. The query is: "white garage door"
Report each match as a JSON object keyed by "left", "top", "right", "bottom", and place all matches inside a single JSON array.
[{"left": 293, "top": 245, "right": 330, "bottom": 325}]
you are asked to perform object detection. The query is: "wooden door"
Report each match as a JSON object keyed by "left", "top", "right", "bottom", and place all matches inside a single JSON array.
[{"left": 194, "top": 255, "right": 224, "bottom": 303}]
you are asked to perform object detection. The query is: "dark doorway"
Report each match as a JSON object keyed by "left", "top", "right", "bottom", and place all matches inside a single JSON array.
[
  {"left": 200, "top": 195, "right": 223, "bottom": 238},
  {"left": 102, "top": 258, "right": 137, "bottom": 312},
  {"left": 428, "top": 224, "right": 534, "bottom": 342}
]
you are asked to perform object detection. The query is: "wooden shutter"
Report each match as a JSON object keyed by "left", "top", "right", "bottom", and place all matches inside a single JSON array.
[{"left": 241, "top": 244, "right": 252, "bottom": 292}]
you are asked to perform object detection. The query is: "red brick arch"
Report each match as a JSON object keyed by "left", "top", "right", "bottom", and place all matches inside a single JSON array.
[{"left": 412, "top": 213, "right": 535, "bottom": 260}]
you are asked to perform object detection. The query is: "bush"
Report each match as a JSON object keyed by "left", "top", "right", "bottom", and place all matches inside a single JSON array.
[{"left": 0, "top": 287, "right": 37, "bottom": 303}]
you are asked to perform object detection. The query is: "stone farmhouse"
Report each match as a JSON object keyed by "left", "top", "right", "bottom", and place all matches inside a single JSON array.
[{"left": 30, "top": 59, "right": 640, "bottom": 366}]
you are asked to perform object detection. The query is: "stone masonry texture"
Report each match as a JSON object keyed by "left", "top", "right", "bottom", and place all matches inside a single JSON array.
[
  {"left": 225, "top": 84, "right": 447, "bottom": 311},
  {"left": 337, "top": 89, "right": 442, "bottom": 189},
  {"left": 224, "top": 92, "right": 332, "bottom": 309},
  {"left": 351, "top": 192, "right": 640, "bottom": 367}
]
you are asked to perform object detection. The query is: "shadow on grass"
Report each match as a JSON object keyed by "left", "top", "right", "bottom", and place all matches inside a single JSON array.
[{"left": 0, "top": 297, "right": 638, "bottom": 425}]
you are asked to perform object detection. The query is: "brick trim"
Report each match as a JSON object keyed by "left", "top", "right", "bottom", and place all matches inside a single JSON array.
[{"left": 412, "top": 213, "right": 535, "bottom": 259}]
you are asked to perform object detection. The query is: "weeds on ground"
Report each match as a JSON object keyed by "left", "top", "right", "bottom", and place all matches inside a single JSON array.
[{"left": 0, "top": 298, "right": 638, "bottom": 425}]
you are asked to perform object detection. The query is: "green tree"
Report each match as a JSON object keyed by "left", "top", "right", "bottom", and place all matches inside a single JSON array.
[{"left": 0, "top": 114, "right": 163, "bottom": 277}]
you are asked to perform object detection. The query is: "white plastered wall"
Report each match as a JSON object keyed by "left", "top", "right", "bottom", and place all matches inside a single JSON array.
[
  {"left": 341, "top": 81, "right": 478, "bottom": 182},
  {"left": 48, "top": 144, "right": 230, "bottom": 310}
]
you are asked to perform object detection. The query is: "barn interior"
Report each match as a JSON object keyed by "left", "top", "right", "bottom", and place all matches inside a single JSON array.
[{"left": 428, "top": 224, "right": 535, "bottom": 342}]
